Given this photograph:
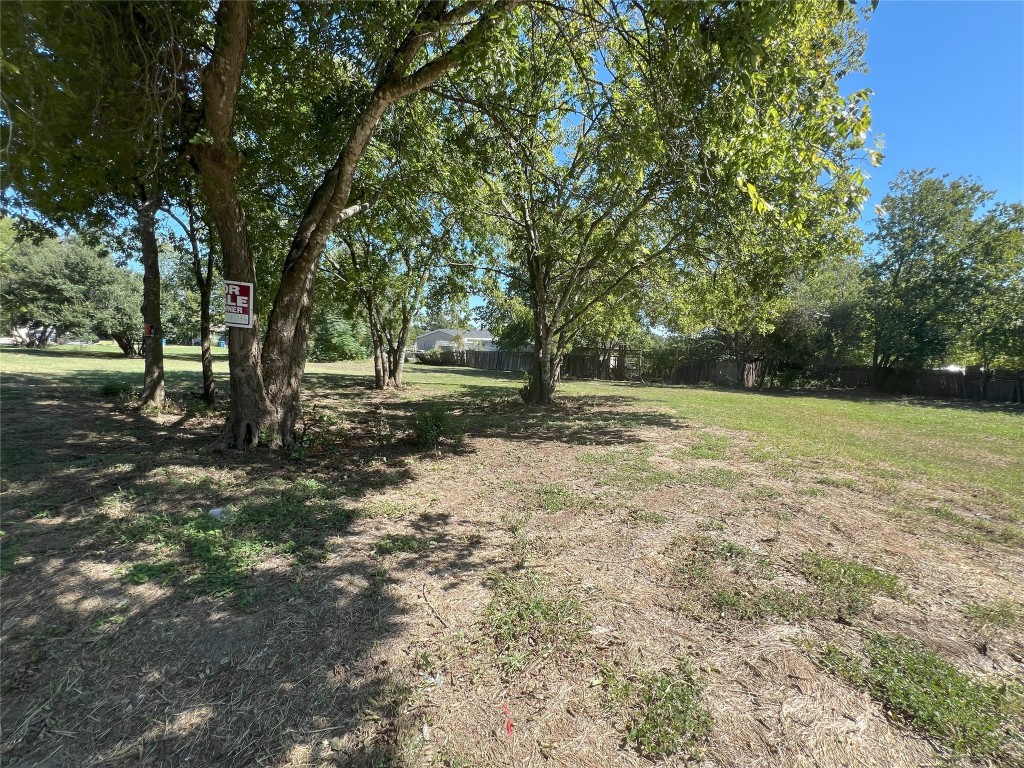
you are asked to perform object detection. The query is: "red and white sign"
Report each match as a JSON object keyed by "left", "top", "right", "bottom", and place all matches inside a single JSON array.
[{"left": 224, "top": 280, "right": 254, "bottom": 328}]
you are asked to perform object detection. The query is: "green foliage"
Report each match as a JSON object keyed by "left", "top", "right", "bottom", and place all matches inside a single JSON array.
[
  {"left": 602, "top": 659, "right": 713, "bottom": 760},
  {"left": 0, "top": 226, "right": 143, "bottom": 351},
  {"left": 307, "top": 301, "right": 369, "bottom": 363},
  {"left": 412, "top": 405, "right": 453, "bottom": 446},
  {"left": 866, "top": 170, "right": 1024, "bottom": 371},
  {"left": 484, "top": 571, "right": 589, "bottom": 674},
  {"left": 816, "top": 633, "right": 1024, "bottom": 763}
]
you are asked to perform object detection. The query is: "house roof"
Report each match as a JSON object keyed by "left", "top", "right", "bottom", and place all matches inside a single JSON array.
[{"left": 417, "top": 328, "right": 494, "bottom": 340}]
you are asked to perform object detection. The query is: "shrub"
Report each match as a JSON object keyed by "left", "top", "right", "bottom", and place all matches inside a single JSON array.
[{"left": 413, "top": 405, "right": 452, "bottom": 446}]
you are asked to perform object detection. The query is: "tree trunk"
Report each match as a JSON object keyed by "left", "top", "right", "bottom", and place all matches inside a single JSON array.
[
  {"left": 527, "top": 330, "right": 559, "bottom": 405},
  {"left": 111, "top": 333, "right": 138, "bottom": 357},
  {"left": 190, "top": 0, "right": 272, "bottom": 448},
  {"left": 137, "top": 199, "right": 165, "bottom": 409},
  {"left": 199, "top": 285, "right": 215, "bottom": 404}
]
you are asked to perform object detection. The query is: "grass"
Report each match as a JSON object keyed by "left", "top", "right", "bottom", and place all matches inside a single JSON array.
[
  {"left": 483, "top": 570, "right": 589, "bottom": 674},
  {"left": 816, "top": 632, "right": 1024, "bottom": 763},
  {"left": 687, "top": 433, "right": 730, "bottom": 459},
  {"left": 536, "top": 483, "right": 589, "bottom": 513},
  {"left": 108, "top": 484, "right": 355, "bottom": 598},
  {"left": 2, "top": 348, "right": 1023, "bottom": 767},
  {"left": 965, "top": 599, "right": 1021, "bottom": 630},
  {"left": 579, "top": 446, "right": 677, "bottom": 489},
  {"left": 797, "top": 551, "right": 901, "bottom": 617},
  {"left": 373, "top": 535, "right": 435, "bottom": 556},
  {"left": 602, "top": 659, "right": 713, "bottom": 760}
]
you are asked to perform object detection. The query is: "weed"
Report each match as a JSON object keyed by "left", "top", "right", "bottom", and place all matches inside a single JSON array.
[
  {"left": 815, "top": 633, "right": 1024, "bottom": 763},
  {"left": 711, "top": 586, "right": 817, "bottom": 621},
  {"left": 362, "top": 499, "right": 413, "bottom": 519},
  {"left": 484, "top": 571, "right": 588, "bottom": 674},
  {"left": 413, "top": 406, "right": 452, "bottom": 447},
  {"left": 965, "top": 599, "right": 1020, "bottom": 630},
  {"left": 536, "top": 483, "right": 588, "bottom": 514},
  {"left": 696, "top": 518, "right": 725, "bottom": 532},
  {"left": 629, "top": 508, "right": 666, "bottom": 525},
  {"left": 602, "top": 659, "right": 713, "bottom": 760},
  {"left": 110, "top": 491, "right": 354, "bottom": 597},
  {"left": 97, "top": 380, "right": 135, "bottom": 398},
  {"left": 798, "top": 552, "right": 900, "bottom": 617},
  {"left": 683, "top": 468, "right": 743, "bottom": 489},
  {"left": 500, "top": 510, "right": 532, "bottom": 564},
  {"left": 373, "top": 535, "right": 434, "bottom": 556},
  {"left": 117, "top": 560, "right": 178, "bottom": 585},
  {"left": 688, "top": 434, "right": 730, "bottom": 459},
  {"left": 580, "top": 447, "right": 676, "bottom": 489}
]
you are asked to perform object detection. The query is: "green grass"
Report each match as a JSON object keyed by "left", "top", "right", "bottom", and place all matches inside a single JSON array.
[
  {"left": 798, "top": 551, "right": 901, "bottom": 617},
  {"left": 536, "top": 483, "right": 589, "bottom": 513},
  {"left": 373, "top": 535, "right": 435, "bottom": 556},
  {"left": 579, "top": 447, "right": 677, "bottom": 489},
  {"left": 484, "top": 570, "right": 589, "bottom": 674},
  {"left": 687, "top": 433, "right": 730, "bottom": 459},
  {"left": 107, "top": 484, "right": 354, "bottom": 598},
  {"left": 602, "top": 659, "right": 713, "bottom": 760},
  {"left": 816, "top": 632, "right": 1024, "bottom": 763},
  {"left": 560, "top": 376, "right": 1024, "bottom": 513},
  {"left": 965, "top": 599, "right": 1021, "bottom": 630}
]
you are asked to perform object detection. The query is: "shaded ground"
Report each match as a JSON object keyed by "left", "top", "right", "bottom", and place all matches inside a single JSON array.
[{"left": 1, "top": 347, "right": 1022, "bottom": 767}]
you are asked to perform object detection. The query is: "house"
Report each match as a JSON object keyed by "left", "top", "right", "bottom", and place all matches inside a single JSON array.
[{"left": 414, "top": 328, "right": 496, "bottom": 352}]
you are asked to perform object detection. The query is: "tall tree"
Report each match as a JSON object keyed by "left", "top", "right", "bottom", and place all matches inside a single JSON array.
[
  {"left": 471, "top": 1, "right": 874, "bottom": 403},
  {"left": 1, "top": 1, "right": 201, "bottom": 408},
  {"left": 864, "top": 170, "right": 1015, "bottom": 378},
  {"left": 190, "top": 0, "right": 519, "bottom": 448}
]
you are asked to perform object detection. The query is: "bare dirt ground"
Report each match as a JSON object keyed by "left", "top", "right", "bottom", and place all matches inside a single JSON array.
[{"left": 1, "top": 366, "right": 1022, "bottom": 767}]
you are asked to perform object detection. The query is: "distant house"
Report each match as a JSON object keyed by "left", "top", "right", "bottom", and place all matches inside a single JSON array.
[{"left": 414, "top": 328, "right": 496, "bottom": 352}]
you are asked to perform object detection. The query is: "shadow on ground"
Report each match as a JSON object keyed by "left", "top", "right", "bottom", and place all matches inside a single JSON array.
[{"left": 0, "top": 359, "right": 674, "bottom": 766}]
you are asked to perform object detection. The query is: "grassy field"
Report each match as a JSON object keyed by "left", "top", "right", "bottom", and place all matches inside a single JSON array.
[{"left": 2, "top": 344, "right": 1022, "bottom": 767}]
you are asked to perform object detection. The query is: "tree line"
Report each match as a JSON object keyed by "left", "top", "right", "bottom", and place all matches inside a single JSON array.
[{"left": 7, "top": 0, "right": 989, "bottom": 450}]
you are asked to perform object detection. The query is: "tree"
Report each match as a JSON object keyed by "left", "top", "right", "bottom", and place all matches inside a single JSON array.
[
  {"left": 162, "top": 187, "right": 222, "bottom": 405},
  {"left": 864, "top": 170, "right": 1021, "bottom": 378},
  {"left": 1, "top": 1, "right": 202, "bottom": 408},
  {"left": 189, "top": 0, "right": 519, "bottom": 448},
  {"left": 469, "top": 1, "right": 874, "bottom": 404},
  {"left": 0, "top": 227, "right": 144, "bottom": 354},
  {"left": 956, "top": 203, "right": 1024, "bottom": 370}
]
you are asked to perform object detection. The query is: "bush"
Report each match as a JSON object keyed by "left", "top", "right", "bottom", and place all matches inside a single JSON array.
[{"left": 413, "top": 405, "right": 451, "bottom": 446}]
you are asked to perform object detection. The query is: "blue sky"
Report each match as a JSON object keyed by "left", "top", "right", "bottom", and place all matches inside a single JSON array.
[{"left": 845, "top": 0, "right": 1024, "bottom": 220}]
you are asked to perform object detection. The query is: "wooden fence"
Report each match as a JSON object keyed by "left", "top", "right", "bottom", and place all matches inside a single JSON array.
[
  {"left": 418, "top": 345, "right": 643, "bottom": 381},
  {"left": 837, "top": 366, "right": 1023, "bottom": 402},
  {"left": 421, "top": 349, "right": 1023, "bottom": 403}
]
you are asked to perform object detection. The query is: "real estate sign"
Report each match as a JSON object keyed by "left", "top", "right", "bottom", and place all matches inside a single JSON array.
[{"left": 224, "top": 280, "right": 254, "bottom": 329}]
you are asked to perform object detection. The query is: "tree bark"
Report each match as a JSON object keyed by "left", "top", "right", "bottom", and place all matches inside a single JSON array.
[
  {"left": 198, "top": 279, "right": 215, "bottom": 404},
  {"left": 111, "top": 333, "right": 139, "bottom": 357},
  {"left": 137, "top": 198, "right": 165, "bottom": 409},
  {"left": 190, "top": 0, "right": 272, "bottom": 448}
]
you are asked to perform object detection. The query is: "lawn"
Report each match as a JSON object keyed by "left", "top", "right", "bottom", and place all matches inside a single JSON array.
[{"left": 2, "top": 345, "right": 1022, "bottom": 767}]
